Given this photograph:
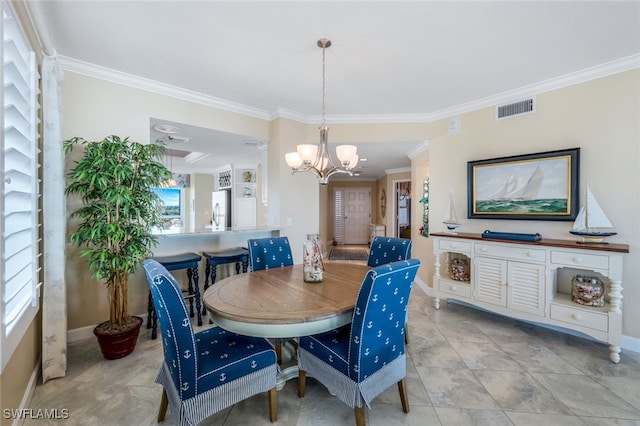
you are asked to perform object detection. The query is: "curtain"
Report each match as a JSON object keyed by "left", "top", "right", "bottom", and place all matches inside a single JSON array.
[{"left": 41, "top": 54, "right": 67, "bottom": 382}]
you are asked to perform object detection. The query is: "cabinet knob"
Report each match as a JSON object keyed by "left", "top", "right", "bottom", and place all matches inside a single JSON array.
[
  {"left": 450, "top": 243, "right": 457, "bottom": 248},
  {"left": 450, "top": 285, "right": 457, "bottom": 291},
  {"left": 480, "top": 247, "right": 487, "bottom": 252},
  {"left": 527, "top": 252, "right": 535, "bottom": 257},
  {"left": 572, "top": 257, "right": 583, "bottom": 263},
  {"left": 571, "top": 313, "right": 583, "bottom": 321}
]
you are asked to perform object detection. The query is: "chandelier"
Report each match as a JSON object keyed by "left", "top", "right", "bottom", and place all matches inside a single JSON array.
[{"left": 284, "top": 39, "right": 358, "bottom": 185}]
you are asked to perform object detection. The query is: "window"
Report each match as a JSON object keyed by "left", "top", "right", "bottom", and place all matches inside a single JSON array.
[
  {"left": 1, "top": 2, "right": 41, "bottom": 371},
  {"left": 152, "top": 187, "right": 184, "bottom": 233}
]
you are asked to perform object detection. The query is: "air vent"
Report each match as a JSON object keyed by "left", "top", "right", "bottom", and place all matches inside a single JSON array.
[{"left": 496, "top": 97, "right": 535, "bottom": 120}]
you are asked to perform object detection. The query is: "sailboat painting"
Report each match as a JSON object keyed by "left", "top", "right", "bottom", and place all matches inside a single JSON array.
[
  {"left": 443, "top": 191, "right": 460, "bottom": 234},
  {"left": 570, "top": 187, "right": 617, "bottom": 244},
  {"left": 468, "top": 148, "right": 580, "bottom": 220}
]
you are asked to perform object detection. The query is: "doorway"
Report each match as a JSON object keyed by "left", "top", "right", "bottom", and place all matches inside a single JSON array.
[
  {"left": 333, "top": 187, "right": 371, "bottom": 245},
  {"left": 395, "top": 180, "right": 411, "bottom": 238}
]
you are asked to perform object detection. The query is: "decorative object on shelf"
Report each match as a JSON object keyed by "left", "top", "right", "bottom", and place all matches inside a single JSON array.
[
  {"left": 481, "top": 230, "right": 542, "bottom": 242},
  {"left": 380, "top": 188, "right": 386, "bottom": 219},
  {"left": 570, "top": 186, "right": 617, "bottom": 244},
  {"left": 243, "top": 186, "right": 252, "bottom": 197},
  {"left": 173, "top": 173, "right": 189, "bottom": 188},
  {"left": 449, "top": 255, "right": 469, "bottom": 282},
  {"left": 243, "top": 171, "right": 253, "bottom": 182},
  {"left": 571, "top": 274, "right": 605, "bottom": 307},
  {"left": 443, "top": 190, "right": 460, "bottom": 234},
  {"left": 467, "top": 148, "right": 580, "bottom": 221},
  {"left": 284, "top": 39, "right": 359, "bottom": 185},
  {"left": 419, "top": 177, "right": 429, "bottom": 237},
  {"left": 303, "top": 240, "right": 324, "bottom": 283}
]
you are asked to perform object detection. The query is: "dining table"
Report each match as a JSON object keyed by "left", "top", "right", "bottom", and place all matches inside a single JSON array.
[{"left": 202, "top": 261, "right": 371, "bottom": 386}]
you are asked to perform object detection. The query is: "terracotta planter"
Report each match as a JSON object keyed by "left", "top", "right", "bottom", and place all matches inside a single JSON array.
[{"left": 93, "top": 316, "right": 143, "bottom": 360}]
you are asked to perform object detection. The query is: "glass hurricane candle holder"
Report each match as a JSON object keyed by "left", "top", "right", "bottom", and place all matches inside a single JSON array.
[{"left": 303, "top": 241, "right": 324, "bottom": 283}]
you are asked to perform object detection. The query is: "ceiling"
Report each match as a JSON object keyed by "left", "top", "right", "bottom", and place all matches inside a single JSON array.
[{"left": 34, "top": 1, "right": 640, "bottom": 179}]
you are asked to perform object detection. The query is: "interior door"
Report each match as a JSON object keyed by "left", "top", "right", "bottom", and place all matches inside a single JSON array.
[{"left": 344, "top": 188, "right": 371, "bottom": 245}]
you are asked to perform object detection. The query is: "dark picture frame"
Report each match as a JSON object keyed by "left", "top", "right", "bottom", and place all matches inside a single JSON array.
[{"left": 467, "top": 148, "right": 580, "bottom": 221}]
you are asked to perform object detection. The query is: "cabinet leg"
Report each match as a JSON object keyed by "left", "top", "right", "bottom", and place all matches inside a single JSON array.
[
  {"left": 435, "top": 297, "right": 440, "bottom": 310},
  {"left": 609, "top": 345, "right": 621, "bottom": 363}
]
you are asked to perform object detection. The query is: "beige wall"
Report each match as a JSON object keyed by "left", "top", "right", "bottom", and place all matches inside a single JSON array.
[{"left": 0, "top": 316, "right": 41, "bottom": 422}]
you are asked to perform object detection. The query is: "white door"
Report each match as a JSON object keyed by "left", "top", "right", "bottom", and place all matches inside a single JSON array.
[{"left": 344, "top": 188, "right": 371, "bottom": 245}]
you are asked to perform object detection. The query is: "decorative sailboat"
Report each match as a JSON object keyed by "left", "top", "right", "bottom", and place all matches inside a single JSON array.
[
  {"left": 570, "top": 187, "right": 617, "bottom": 244},
  {"left": 443, "top": 191, "right": 461, "bottom": 234}
]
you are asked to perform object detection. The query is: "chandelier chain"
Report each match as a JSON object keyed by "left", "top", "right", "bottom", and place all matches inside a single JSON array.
[{"left": 321, "top": 42, "right": 326, "bottom": 124}]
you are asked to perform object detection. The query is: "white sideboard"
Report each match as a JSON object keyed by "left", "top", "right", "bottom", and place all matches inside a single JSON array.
[{"left": 431, "top": 232, "right": 629, "bottom": 363}]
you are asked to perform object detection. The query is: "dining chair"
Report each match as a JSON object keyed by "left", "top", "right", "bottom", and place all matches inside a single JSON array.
[
  {"left": 367, "top": 236, "right": 413, "bottom": 344},
  {"left": 297, "top": 258, "right": 420, "bottom": 426},
  {"left": 367, "top": 236, "right": 412, "bottom": 267},
  {"left": 143, "top": 259, "right": 279, "bottom": 425},
  {"left": 247, "top": 236, "right": 294, "bottom": 271}
]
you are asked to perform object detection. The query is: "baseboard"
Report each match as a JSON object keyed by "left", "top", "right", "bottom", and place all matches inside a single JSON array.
[
  {"left": 414, "top": 276, "right": 433, "bottom": 297},
  {"left": 67, "top": 313, "right": 149, "bottom": 343},
  {"left": 12, "top": 361, "right": 40, "bottom": 426}
]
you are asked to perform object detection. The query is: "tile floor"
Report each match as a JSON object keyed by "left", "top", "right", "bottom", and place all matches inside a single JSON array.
[{"left": 27, "top": 261, "right": 640, "bottom": 425}]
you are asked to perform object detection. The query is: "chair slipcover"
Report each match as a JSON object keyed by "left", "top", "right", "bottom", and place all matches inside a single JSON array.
[
  {"left": 247, "top": 236, "right": 294, "bottom": 271},
  {"left": 367, "top": 236, "right": 412, "bottom": 267},
  {"left": 298, "top": 259, "right": 420, "bottom": 410},
  {"left": 143, "top": 259, "right": 278, "bottom": 425}
]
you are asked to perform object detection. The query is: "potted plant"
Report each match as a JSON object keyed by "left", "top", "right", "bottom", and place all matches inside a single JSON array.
[{"left": 65, "top": 135, "right": 171, "bottom": 359}]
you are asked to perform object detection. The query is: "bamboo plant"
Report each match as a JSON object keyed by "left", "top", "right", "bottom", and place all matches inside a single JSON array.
[{"left": 65, "top": 135, "right": 172, "bottom": 329}]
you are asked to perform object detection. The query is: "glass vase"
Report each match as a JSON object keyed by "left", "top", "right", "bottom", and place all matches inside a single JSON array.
[{"left": 303, "top": 241, "right": 324, "bottom": 283}]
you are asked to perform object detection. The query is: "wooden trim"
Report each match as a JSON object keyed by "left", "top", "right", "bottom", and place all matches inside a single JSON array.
[{"left": 430, "top": 232, "right": 629, "bottom": 253}]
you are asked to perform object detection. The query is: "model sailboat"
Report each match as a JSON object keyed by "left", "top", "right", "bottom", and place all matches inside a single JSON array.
[
  {"left": 570, "top": 187, "right": 617, "bottom": 244},
  {"left": 443, "top": 191, "right": 461, "bottom": 234}
]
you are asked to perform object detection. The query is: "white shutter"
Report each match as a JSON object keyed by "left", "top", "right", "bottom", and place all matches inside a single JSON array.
[
  {"left": 1, "top": 3, "right": 41, "bottom": 371},
  {"left": 333, "top": 188, "right": 343, "bottom": 243}
]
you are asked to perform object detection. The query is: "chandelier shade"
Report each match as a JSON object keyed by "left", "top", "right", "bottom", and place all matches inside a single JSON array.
[{"left": 284, "top": 39, "right": 358, "bottom": 185}]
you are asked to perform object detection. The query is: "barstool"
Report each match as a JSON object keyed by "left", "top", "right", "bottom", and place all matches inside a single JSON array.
[
  {"left": 148, "top": 252, "right": 202, "bottom": 339},
  {"left": 202, "top": 248, "right": 249, "bottom": 314}
]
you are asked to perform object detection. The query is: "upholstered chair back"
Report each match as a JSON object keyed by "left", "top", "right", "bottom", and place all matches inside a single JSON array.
[
  {"left": 248, "top": 236, "right": 294, "bottom": 271},
  {"left": 348, "top": 259, "right": 419, "bottom": 381},
  {"left": 367, "top": 236, "right": 412, "bottom": 267},
  {"left": 143, "top": 259, "right": 198, "bottom": 400}
]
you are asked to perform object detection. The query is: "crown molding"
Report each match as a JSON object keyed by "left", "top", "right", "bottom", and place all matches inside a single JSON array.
[
  {"left": 407, "top": 141, "right": 429, "bottom": 159},
  {"left": 426, "top": 54, "right": 640, "bottom": 121},
  {"left": 58, "top": 55, "right": 272, "bottom": 121},
  {"left": 59, "top": 54, "right": 639, "bottom": 125}
]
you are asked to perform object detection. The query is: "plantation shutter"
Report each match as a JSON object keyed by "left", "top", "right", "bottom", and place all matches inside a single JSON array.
[
  {"left": 1, "top": 3, "right": 41, "bottom": 371},
  {"left": 333, "top": 188, "right": 343, "bottom": 244}
]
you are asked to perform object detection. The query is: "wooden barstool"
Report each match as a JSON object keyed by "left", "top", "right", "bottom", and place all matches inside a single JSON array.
[{"left": 148, "top": 252, "right": 202, "bottom": 339}]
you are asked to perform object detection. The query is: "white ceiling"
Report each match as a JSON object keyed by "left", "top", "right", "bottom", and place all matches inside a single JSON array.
[{"left": 34, "top": 1, "right": 640, "bottom": 179}]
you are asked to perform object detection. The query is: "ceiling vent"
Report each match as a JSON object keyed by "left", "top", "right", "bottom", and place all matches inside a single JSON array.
[{"left": 496, "top": 97, "right": 535, "bottom": 120}]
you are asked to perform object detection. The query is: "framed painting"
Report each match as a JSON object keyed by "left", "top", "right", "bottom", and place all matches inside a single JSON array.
[{"left": 467, "top": 148, "right": 579, "bottom": 220}]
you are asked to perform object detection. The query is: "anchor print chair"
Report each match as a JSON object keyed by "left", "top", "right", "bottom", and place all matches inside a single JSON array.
[
  {"left": 297, "top": 259, "right": 420, "bottom": 426},
  {"left": 367, "top": 236, "right": 412, "bottom": 267},
  {"left": 143, "top": 259, "right": 278, "bottom": 425},
  {"left": 367, "top": 236, "right": 413, "bottom": 344},
  {"left": 248, "top": 236, "right": 294, "bottom": 271}
]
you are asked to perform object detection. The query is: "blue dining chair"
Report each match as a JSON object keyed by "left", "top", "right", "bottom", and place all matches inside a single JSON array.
[
  {"left": 297, "top": 259, "right": 420, "bottom": 426},
  {"left": 367, "top": 236, "right": 412, "bottom": 267},
  {"left": 367, "top": 236, "right": 413, "bottom": 344},
  {"left": 248, "top": 236, "right": 293, "bottom": 271},
  {"left": 143, "top": 259, "right": 279, "bottom": 425}
]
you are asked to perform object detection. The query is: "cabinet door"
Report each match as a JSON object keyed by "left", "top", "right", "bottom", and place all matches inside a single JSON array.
[
  {"left": 474, "top": 257, "right": 507, "bottom": 307},
  {"left": 234, "top": 197, "right": 256, "bottom": 229},
  {"left": 507, "top": 261, "right": 545, "bottom": 316}
]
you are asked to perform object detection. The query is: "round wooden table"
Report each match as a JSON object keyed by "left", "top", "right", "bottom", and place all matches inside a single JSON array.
[{"left": 202, "top": 262, "right": 370, "bottom": 338}]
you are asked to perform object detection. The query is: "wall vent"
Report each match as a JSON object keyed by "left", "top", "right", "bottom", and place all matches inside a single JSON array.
[{"left": 496, "top": 97, "right": 535, "bottom": 120}]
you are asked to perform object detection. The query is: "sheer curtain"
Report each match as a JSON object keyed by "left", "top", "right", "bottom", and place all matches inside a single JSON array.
[{"left": 41, "top": 54, "right": 67, "bottom": 382}]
